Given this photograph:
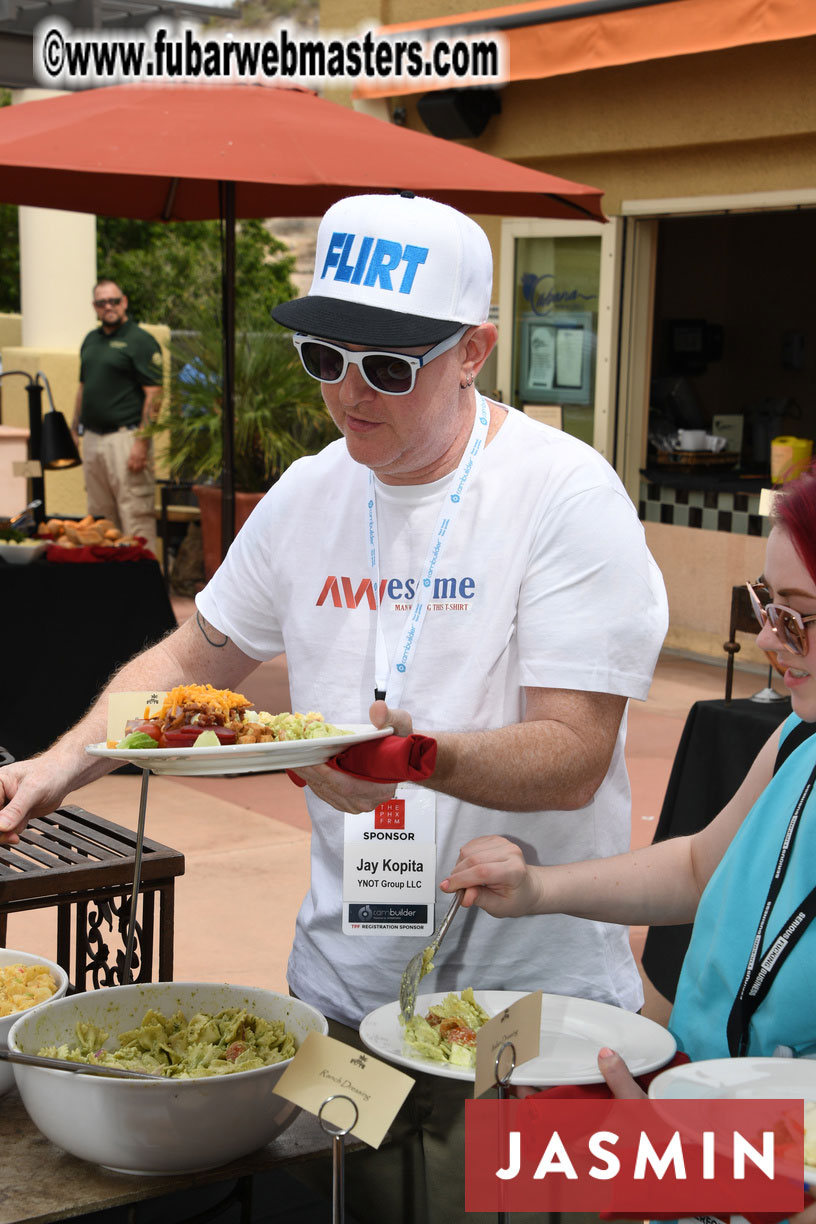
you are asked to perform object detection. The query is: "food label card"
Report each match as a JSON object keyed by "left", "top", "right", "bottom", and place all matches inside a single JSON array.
[
  {"left": 474, "top": 990, "right": 542, "bottom": 1099},
  {"left": 106, "top": 691, "right": 166, "bottom": 745},
  {"left": 273, "top": 1031, "right": 414, "bottom": 1148}
]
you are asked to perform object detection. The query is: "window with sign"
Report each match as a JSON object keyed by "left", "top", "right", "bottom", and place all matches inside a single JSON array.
[{"left": 510, "top": 233, "right": 602, "bottom": 445}]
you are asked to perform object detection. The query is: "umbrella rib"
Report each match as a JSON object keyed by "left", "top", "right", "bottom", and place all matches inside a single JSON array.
[
  {"left": 162, "top": 177, "right": 180, "bottom": 220},
  {"left": 546, "top": 192, "right": 604, "bottom": 221}
]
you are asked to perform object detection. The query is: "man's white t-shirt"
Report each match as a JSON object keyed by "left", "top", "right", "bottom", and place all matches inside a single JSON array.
[{"left": 196, "top": 406, "right": 668, "bottom": 1027}]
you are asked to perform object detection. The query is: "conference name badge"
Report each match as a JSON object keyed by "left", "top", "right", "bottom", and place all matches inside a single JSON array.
[{"left": 342, "top": 786, "right": 436, "bottom": 936}]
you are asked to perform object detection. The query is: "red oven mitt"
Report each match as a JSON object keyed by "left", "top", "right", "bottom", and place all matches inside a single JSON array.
[{"left": 287, "top": 733, "right": 437, "bottom": 788}]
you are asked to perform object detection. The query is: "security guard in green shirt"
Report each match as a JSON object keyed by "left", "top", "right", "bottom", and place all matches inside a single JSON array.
[{"left": 71, "top": 279, "right": 164, "bottom": 552}]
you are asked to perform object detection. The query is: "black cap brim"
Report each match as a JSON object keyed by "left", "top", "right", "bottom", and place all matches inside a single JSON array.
[{"left": 271, "top": 296, "right": 462, "bottom": 347}]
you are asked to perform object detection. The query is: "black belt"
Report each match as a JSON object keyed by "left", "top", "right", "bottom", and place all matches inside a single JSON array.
[{"left": 84, "top": 423, "right": 140, "bottom": 435}]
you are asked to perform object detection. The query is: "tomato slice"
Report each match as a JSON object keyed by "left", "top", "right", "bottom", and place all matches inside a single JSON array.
[
  {"left": 163, "top": 726, "right": 237, "bottom": 748},
  {"left": 124, "top": 719, "right": 164, "bottom": 745}
]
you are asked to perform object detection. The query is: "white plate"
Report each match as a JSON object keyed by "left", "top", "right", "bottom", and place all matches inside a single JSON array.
[
  {"left": 0, "top": 540, "right": 47, "bottom": 565},
  {"left": 359, "top": 990, "right": 677, "bottom": 1085},
  {"left": 86, "top": 724, "right": 392, "bottom": 776},
  {"left": 649, "top": 1056, "right": 816, "bottom": 1185}
]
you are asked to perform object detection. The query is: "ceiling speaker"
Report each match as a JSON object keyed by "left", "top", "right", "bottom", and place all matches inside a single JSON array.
[{"left": 417, "top": 89, "right": 501, "bottom": 140}]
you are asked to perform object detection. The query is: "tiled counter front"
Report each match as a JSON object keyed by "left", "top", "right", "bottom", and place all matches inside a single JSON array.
[{"left": 639, "top": 475, "right": 771, "bottom": 537}]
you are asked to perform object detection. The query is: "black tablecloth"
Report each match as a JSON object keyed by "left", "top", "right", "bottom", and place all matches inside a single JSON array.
[
  {"left": 0, "top": 558, "right": 177, "bottom": 762},
  {"left": 641, "top": 695, "right": 792, "bottom": 1002}
]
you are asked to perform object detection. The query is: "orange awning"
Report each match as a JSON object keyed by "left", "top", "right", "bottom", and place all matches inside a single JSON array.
[{"left": 355, "top": 0, "right": 816, "bottom": 97}]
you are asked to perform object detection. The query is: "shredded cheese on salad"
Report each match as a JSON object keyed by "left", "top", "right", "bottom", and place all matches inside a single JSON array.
[{"left": 154, "top": 684, "right": 253, "bottom": 723}]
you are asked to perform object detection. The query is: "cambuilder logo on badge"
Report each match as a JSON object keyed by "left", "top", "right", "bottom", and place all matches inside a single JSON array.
[{"left": 320, "top": 232, "right": 429, "bottom": 294}]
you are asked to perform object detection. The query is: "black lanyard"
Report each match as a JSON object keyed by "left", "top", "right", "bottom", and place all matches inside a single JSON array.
[{"left": 726, "top": 757, "right": 816, "bottom": 1057}]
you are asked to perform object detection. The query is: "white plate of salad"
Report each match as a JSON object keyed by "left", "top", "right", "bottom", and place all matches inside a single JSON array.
[{"left": 86, "top": 724, "right": 391, "bottom": 776}]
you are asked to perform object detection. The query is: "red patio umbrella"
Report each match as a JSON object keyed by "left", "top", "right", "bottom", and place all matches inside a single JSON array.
[{"left": 0, "top": 84, "right": 605, "bottom": 552}]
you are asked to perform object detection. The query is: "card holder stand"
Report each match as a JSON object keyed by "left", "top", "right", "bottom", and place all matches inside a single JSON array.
[
  {"left": 318, "top": 1093, "right": 359, "bottom": 1224},
  {"left": 494, "top": 1041, "right": 517, "bottom": 1224}
]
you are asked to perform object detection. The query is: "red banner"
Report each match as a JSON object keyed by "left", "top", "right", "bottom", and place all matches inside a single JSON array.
[{"left": 465, "top": 1099, "right": 805, "bottom": 1214}]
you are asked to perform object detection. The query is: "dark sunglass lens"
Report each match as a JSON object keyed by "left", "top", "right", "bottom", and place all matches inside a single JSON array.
[
  {"left": 363, "top": 353, "right": 413, "bottom": 393},
  {"left": 302, "top": 342, "right": 344, "bottom": 382}
]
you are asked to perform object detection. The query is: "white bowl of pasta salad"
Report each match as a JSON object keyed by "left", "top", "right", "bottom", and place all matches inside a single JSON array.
[{"left": 8, "top": 980, "right": 328, "bottom": 1173}]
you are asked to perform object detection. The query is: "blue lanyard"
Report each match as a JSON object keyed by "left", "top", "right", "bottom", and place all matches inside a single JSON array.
[{"left": 367, "top": 393, "right": 490, "bottom": 708}]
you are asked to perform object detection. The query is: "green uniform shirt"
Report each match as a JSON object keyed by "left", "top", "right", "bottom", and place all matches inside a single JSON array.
[{"left": 79, "top": 318, "right": 163, "bottom": 432}]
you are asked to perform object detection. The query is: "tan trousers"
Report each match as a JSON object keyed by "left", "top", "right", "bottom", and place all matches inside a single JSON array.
[{"left": 81, "top": 427, "right": 157, "bottom": 553}]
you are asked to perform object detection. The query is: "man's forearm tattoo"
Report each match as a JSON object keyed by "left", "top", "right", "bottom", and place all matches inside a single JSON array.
[{"left": 196, "top": 611, "right": 229, "bottom": 648}]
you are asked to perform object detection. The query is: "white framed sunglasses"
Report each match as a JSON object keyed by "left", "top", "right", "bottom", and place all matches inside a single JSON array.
[
  {"left": 746, "top": 581, "right": 816, "bottom": 655},
  {"left": 292, "top": 325, "right": 469, "bottom": 396}
]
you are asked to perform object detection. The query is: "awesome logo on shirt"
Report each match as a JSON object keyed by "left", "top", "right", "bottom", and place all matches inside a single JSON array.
[{"left": 316, "top": 574, "right": 476, "bottom": 611}]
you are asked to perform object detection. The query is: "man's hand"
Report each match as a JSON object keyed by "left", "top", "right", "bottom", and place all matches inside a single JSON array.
[
  {"left": 441, "top": 835, "right": 541, "bottom": 917},
  {"left": 291, "top": 698, "right": 412, "bottom": 813},
  {"left": 0, "top": 757, "right": 80, "bottom": 844},
  {"left": 128, "top": 436, "right": 150, "bottom": 473}
]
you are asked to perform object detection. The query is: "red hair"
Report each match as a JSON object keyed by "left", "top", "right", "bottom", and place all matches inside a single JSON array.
[{"left": 774, "top": 460, "right": 816, "bottom": 585}]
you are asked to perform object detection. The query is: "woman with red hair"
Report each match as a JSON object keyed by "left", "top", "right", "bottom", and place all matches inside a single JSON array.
[{"left": 444, "top": 462, "right": 816, "bottom": 1083}]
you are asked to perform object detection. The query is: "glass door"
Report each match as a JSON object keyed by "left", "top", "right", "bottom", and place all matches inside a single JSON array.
[{"left": 496, "top": 218, "right": 620, "bottom": 459}]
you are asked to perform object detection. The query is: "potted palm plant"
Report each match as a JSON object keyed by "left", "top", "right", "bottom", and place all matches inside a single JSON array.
[{"left": 152, "top": 308, "right": 337, "bottom": 579}]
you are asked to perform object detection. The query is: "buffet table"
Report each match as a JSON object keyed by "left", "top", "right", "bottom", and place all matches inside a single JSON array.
[
  {"left": 641, "top": 695, "right": 792, "bottom": 1001},
  {"left": 0, "top": 1087, "right": 358, "bottom": 1224},
  {"left": 0, "top": 558, "right": 177, "bottom": 763}
]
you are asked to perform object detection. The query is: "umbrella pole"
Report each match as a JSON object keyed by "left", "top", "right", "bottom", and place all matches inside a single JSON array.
[{"left": 220, "top": 180, "right": 236, "bottom": 562}]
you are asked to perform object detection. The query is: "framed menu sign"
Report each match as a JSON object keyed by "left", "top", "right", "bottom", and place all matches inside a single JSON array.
[{"left": 518, "top": 311, "right": 593, "bottom": 405}]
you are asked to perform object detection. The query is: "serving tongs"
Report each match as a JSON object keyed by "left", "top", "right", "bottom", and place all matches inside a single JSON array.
[
  {"left": 1, "top": 499, "right": 42, "bottom": 533},
  {"left": 0, "top": 1047, "right": 159, "bottom": 1080},
  {"left": 399, "top": 890, "right": 463, "bottom": 1024}
]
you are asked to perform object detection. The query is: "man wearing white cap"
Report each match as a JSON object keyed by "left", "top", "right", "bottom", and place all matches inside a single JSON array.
[{"left": 0, "top": 193, "right": 667, "bottom": 1223}]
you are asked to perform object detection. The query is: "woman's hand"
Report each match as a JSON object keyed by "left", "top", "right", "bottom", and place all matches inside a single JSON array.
[
  {"left": 597, "top": 1047, "right": 646, "bottom": 1099},
  {"left": 790, "top": 1192, "right": 816, "bottom": 1224},
  {"left": 441, "top": 835, "right": 542, "bottom": 917}
]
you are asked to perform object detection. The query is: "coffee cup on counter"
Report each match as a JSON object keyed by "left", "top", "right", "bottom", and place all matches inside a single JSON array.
[
  {"left": 674, "top": 429, "right": 708, "bottom": 451},
  {"left": 706, "top": 434, "right": 728, "bottom": 453}
]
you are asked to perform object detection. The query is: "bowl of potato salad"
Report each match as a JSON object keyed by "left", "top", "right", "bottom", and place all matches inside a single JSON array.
[{"left": 0, "top": 948, "right": 68, "bottom": 1097}]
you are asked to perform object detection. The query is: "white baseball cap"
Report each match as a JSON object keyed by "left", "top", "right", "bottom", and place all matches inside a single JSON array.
[{"left": 272, "top": 192, "right": 493, "bottom": 346}]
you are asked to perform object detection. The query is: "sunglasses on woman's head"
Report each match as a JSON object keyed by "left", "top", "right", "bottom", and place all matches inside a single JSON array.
[
  {"left": 292, "top": 326, "right": 469, "bottom": 396},
  {"left": 746, "top": 581, "right": 816, "bottom": 655}
]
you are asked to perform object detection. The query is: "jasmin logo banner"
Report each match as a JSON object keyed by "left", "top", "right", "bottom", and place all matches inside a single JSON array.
[{"left": 465, "top": 1099, "right": 805, "bottom": 1215}]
